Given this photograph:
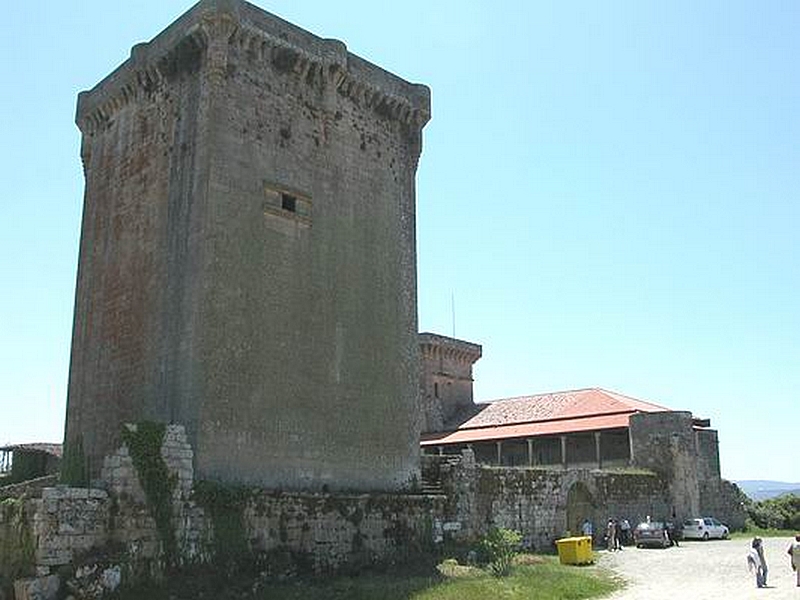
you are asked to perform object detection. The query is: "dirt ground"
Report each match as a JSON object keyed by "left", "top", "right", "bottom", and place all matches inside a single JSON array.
[{"left": 599, "top": 536, "right": 800, "bottom": 599}]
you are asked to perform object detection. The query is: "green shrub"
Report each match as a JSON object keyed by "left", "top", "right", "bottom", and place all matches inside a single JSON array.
[
  {"left": 479, "top": 528, "right": 522, "bottom": 577},
  {"left": 122, "top": 422, "right": 177, "bottom": 564},
  {"left": 60, "top": 434, "right": 89, "bottom": 487},
  {"left": 746, "top": 494, "right": 800, "bottom": 531}
]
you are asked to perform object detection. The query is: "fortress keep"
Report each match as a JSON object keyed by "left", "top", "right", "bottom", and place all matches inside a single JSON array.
[{"left": 65, "top": 0, "right": 430, "bottom": 491}]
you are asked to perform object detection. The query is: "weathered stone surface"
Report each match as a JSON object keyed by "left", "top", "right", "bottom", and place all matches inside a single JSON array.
[
  {"left": 424, "top": 452, "right": 672, "bottom": 551},
  {"left": 65, "top": 0, "right": 429, "bottom": 493},
  {"left": 13, "top": 575, "right": 59, "bottom": 600},
  {"left": 629, "top": 411, "right": 699, "bottom": 518},
  {"left": 419, "top": 334, "right": 482, "bottom": 432}
]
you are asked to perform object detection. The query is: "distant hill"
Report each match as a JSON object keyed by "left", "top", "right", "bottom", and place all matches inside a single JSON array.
[{"left": 736, "top": 480, "right": 800, "bottom": 501}]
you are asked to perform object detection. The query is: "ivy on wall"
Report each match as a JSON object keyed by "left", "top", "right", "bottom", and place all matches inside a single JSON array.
[
  {"left": 121, "top": 422, "right": 177, "bottom": 564},
  {"left": 193, "top": 480, "right": 251, "bottom": 572},
  {"left": 60, "top": 434, "right": 89, "bottom": 487},
  {"left": 0, "top": 497, "right": 35, "bottom": 581}
]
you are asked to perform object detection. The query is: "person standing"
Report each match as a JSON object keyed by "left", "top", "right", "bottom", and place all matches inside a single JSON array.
[
  {"left": 747, "top": 537, "right": 768, "bottom": 588},
  {"left": 605, "top": 519, "right": 617, "bottom": 551},
  {"left": 619, "top": 518, "right": 631, "bottom": 546},
  {"left": 788, "top": 533, "right": 800, "bottom": 587},
  {"left": 581, "top": 518, "right": 593, "bottom": 540}
]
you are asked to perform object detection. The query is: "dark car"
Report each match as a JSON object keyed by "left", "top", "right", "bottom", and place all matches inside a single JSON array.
[{"left": 633, "top": 521, "right": 671, "bottom": 548}]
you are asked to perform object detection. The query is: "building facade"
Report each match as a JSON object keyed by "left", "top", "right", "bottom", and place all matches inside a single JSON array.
[
  {"left": 419, "top": 333, "right": 743, "bottom": 525},
  {"left": 65, "top": 0, "right": 430, "bottom": 491}
]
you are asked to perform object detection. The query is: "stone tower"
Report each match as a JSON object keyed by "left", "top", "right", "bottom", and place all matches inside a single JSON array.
[
  {"left": 419, "top": 333, "right": 482, "bottom": 432},
  {"left": 65, "top": 0, "right": 430, "bottom": 491}
]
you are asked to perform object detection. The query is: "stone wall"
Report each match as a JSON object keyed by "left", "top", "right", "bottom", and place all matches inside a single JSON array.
[
  {"left": 419, "top": 334, "right": 482, "bottom": 432},
  {"left": 0, "top": 476, "right": 59, "bottom": 501},
  {"left": 699, "top": 478, "right": 747, "bottom": 530},
  {"left": 428, "top": 451, "right": 670, "bottom": 551},
  {"left": 4, "top": 426, "right": 750, "bottom": 598},
  {"left": 694, "top": 428, "right": 721, "bottom": 483},
  {"left": 629, "top": 411, "right": 700, "bottom": 519},
  {"left": 244, "top": 492, "right": 444, "bottom": 573},
  {"left": 34, "top": 487, "right": 110, "bottom": 569},
  {"left": 66, "top": 0, "right": 429, "bottom": 493},
  {"left": 3, "top": 425, "right": 445, "bottom": 598},
  {"left": 0, "top": 495, "right": 36, "bottom": 584}
]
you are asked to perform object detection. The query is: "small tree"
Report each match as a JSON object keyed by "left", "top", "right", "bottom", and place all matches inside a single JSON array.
[{"left": 480, "top": 527, "right": 522, "bottom": 577}]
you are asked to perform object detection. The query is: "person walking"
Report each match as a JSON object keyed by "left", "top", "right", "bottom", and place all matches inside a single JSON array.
[
  {"left": 669, "top": 521, "right": 680, "bottom": 547},
  {"left": 788, "top": 533, "right": 800, "bottom": 587},
  {"left": 747, "top": 537, "right": 768, "bottom": 588},
  {"left": 614, "top": 519, "right": 623, "bottom": 550}
]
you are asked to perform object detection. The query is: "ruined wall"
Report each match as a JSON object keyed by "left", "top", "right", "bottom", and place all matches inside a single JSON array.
[
  {"left": 67, "top": 0, "right": 430, "bottom": 491},
  {"left": 699, "top": 479, "right": 747, "bottom": 530},
  {"left": 692, "top": 428, "right": 747, "bottom": 526},
  {"left": 244, "top": 492, "right": 443, "bottom": 573},
  {"left": 428, "top": 452, "right": 670, "bottom": 551},
  {"left": 694, "top": 428, "right": 721, "bottom": 483},
  {"left": 4, "top": 426, "right": 445, "bottom": 598},
  {"left": 629, "top": 411, "right": 700, "bottom": 520}
]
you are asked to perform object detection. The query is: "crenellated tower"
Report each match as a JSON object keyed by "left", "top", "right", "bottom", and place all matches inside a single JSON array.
[
  {"left": 66, "top": 0, "right": 430, "bottom": 491},
  {"left": 418, "top": 333, "right": 482, "bottom": 432}
]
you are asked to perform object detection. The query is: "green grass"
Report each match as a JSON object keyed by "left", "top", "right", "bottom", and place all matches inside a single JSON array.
[
  {"left": 112, "top": 556, "right": 620, "bottom": 600},
  {"left": 730, "top": 527, "right": 798, "bottom": 539}
]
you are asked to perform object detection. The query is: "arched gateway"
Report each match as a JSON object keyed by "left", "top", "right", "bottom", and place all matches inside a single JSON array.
[{"left": 566, "top": 481, "right": 594, "bottom": 536}]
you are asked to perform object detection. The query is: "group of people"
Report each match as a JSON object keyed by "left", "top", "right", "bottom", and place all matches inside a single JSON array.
[
  {"left": 746, "top": 533, "right": 800, "bottom": 589},
  {"left": 604, "top": 517, "right": 632, "bottom": 551},
  {"left": 581, "top": 517, "right": 632, "bottom": 550}
]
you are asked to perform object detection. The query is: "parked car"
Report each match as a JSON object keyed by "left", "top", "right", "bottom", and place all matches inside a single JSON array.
[
  {"left": 682, "top": 517, "right": 729, "bottom": 540},
  {"left": 633, "top": 521, "right": 672, "bottom": 548}
]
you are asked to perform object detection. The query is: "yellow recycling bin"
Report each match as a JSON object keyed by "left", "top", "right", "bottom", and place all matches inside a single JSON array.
[{"left": 555, "top": 536, "right": 593, "bottom": 565}]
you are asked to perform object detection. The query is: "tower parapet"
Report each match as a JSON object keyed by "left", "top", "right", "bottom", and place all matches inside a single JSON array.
[
  {"left": 419, "top": 333, "right": 482, "bottom": 432},
  {"left": 76, "top": 0, "right": 430, "bottom": 136}
]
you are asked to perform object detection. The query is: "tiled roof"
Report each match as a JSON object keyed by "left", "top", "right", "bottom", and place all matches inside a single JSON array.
[
  {"left": 422, "top": 413, "right": 631, "bottom": 445},
  {"left": 0, "top": 443, "right": 63, "bottom": 458},
  {"left": 446, "top": 387, "right": 669, "bottom": 430},
  {"left": 423, "top": 387, "right": 670, "bottom": 446}
]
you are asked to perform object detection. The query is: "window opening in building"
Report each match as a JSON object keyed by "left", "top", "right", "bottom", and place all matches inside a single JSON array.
[{"left": 281, "top": 193, "right": 297, "bottom": 213}]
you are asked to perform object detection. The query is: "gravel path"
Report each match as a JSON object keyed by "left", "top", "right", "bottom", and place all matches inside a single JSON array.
[{"left": 599, "top": 537, "right": 800, "bottom": 599}]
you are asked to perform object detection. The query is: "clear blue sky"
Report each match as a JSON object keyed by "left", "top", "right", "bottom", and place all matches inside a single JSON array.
[{"left": 1, "top": 1, "right": 797, "bottom": 482}]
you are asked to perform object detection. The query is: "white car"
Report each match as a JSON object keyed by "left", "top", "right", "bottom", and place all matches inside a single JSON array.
[{"left": 682, "top": 517, "right": 729, "bottom": 540}]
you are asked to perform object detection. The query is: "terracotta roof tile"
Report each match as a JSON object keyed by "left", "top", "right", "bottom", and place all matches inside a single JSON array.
[
  {"left": 422, "top": 413, "right": 632, "bottom": 445},
  {"left": 446, "top": 387, "right": 668, "bottom": 431}
]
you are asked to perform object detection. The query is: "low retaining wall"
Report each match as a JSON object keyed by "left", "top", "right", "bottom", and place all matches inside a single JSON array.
[
  {"left": 2, "top": 431, "right": 745, "bottom": 599},
  {"left": 430, "top": 451, "right": 670, "bottom": 550},
  {"left": 245, "top": 491, "right": 444, "bottom": 573},
  {"left": 1, "top": 426, "right": 447, "bottom": 599},
  {"left": 699, "top": 479, "right": 747, "bottom": 530}
]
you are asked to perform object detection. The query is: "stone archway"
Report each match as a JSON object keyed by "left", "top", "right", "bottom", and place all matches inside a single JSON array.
[{"left": 566, "top": 481, "right": 594, "bottom": 537}]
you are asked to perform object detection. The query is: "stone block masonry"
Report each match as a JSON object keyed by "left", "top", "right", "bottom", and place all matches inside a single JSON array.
[
  {"left": 426, "top": 451, "right": 671, "bottom": 551},
  {"left": 2, "top": 425, "right": 446, "bottom": 598},
  {"left": 65, "top": 0, "right": 430, "bottom": 492},
  {"left": 2, "top": 428, "right": 746, "bottom": 597},
  {"left": 34, "top": 487, "right": 109, "bottom": 568}
]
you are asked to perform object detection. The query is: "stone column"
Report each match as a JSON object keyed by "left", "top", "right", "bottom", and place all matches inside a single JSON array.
[
  {"left": 560, "top": 435, "right": 567, "bottom": 469},
  {"left": 595, "top": 432, "right": 602, "bottom": 469},
  {"left": 496, "top": 441, "right": 502, "bottom": 466},
  {"left": 527, "top": 439, "right": 534, "bottom": 467}
]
